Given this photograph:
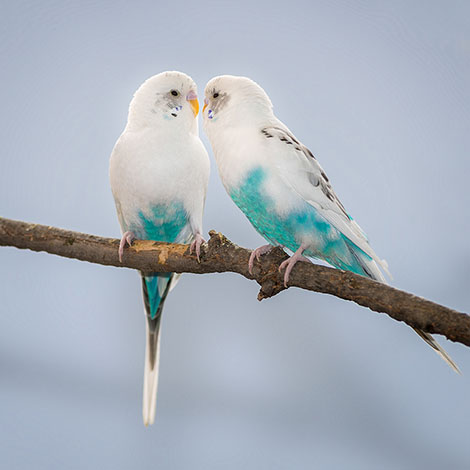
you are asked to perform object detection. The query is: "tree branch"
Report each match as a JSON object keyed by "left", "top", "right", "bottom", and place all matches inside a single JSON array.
[{"left": 1, "top": 216, "right": 469, "bottom": 347}]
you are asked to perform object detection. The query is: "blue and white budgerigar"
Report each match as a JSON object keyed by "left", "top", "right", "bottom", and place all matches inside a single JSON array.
[
  {"left": 202, "top": 74, "right": 458, "bottom": 373},
  {"left": 110, "top": 71, "right": 210, "bottom": 425}
]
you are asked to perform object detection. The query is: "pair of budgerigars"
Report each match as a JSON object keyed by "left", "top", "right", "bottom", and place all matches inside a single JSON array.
[{"left": 109, "top": 71, "right": 458, "bottom": 426}]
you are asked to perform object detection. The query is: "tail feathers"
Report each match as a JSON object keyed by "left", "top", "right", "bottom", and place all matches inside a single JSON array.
[
  {"left": 343, "top": 239, "right": 387, "bottom": 283},
  {"left": 141, "top": 273, "right": 173, "bottom": 426},
  {"left": 345, "top": 242, "right": 460, "bottom": 374},
  {"left": 413, "top": 328, "right": 461, "bottom": 374},
  {"left": 169, "top": 273, "right": 182, "bottom": 292},
  {"left": 143, "top": 315, "right": 163, "bottom": 426}
]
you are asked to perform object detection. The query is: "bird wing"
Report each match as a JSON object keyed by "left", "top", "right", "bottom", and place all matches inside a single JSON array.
[{"left": 260, "top": 125, "right": 390, "bottom": 277}]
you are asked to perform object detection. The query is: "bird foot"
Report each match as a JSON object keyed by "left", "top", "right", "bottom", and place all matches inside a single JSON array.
[
  {"left": 278, "top": 245, "right": 310, "bottom": 287},
  {"left": 248, "top": 244, "right": 274, "bottom": 274},
  {"left": 119, "top": 231, "right": 136, "bottom": 262},
  {"left": 190, "top": 233, "right": 205, "bottom": 262}
]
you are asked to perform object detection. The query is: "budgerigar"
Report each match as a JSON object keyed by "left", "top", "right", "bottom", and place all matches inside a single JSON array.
[
  {"left": 110, "top": 71, "right": 210, "bottom": 425},
  {"left": 202, "top": 74, "right": 458, "bottom": 373}
]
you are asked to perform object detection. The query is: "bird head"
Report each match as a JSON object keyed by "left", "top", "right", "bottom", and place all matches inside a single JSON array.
[
  {"left": 127, "top": 71, "right": 199, "bottom": 133},
  {"left": 202, "top": 75, "right": 273, "bottom": 130}
]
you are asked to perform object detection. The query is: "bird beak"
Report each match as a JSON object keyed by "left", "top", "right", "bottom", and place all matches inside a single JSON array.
[
  {"left": 202, "top": 97, "right": 208, "bottom": 113},
  {"left": 186, "top": 90, "right": 199, "bottom": 117}
]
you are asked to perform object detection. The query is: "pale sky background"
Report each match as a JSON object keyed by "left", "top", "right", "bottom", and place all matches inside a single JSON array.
[{"left": 1, "top": 1, "right": 470, "bottom": 469}]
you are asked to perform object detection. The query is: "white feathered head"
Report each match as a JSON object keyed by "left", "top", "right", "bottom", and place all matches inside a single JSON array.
[
  {"left": 203, "top": 75, "right": 273, "bottom": 128},
  {"left": 127, "top": 71, "right": 199, "bottom": 133}
]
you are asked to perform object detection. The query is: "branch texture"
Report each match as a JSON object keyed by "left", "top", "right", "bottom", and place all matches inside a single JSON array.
[{"left": 1, "top": 216, "right": 469, "bottom": 347}]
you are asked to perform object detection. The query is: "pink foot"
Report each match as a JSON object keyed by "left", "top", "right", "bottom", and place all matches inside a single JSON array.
[
  {"left": 248, "top": 244, "right": 273, "bottom": 275},
  {"left": 119, "top": 231, "right": 135, "bottom": 262},
  {"left": 278, "top": 244, "right": 310, "bottom": 287},
  {"left": 190, "top": 233, "right": 205, "bottom": 262}
]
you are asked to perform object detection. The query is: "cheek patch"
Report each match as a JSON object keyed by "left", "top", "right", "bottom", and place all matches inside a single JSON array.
[
  {"left": 169, "top": 105, "right": 182, "bottom": 118},
  {"left": 207, "top": 91, "right": 230, "bottom": 119}
]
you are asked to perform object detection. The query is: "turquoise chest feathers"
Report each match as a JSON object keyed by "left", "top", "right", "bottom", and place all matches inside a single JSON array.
[
  {"left": 229, "top": 166, "right": 311, "bottom": 251},
  {"left": 130, "top": 202, "right": 189, "bottom": 243},
  {"left": 229, "top": 166, "right": 371, "bottom": 275}
]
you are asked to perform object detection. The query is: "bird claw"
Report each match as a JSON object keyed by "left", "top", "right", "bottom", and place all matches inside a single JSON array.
[
  {"left": 248, "top": 244, "right": 273, "bottom": 275},
  {"left": 278, "top": 245, "right": 309, "bottom": 287},
  {"left": 190, "top": 233, "right": 205, "bottom": 262},
  {"left": 119, "top": 231, "right": 135, "bottom": 262}
]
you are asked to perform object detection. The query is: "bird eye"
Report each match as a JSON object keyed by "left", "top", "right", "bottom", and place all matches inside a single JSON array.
[
  {"left": 170, "top": 90, "right": 179, "bottom": 97},
  {"left": 213, "top": 92, "right": 219, "bottom": 98}
]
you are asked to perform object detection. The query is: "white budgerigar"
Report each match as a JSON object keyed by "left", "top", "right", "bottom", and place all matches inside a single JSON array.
[
  {"left": 110, "top": 71, "right": 210, "bottom": 425},
  {"left": 202, "top": 74, "right": 459, "bottom": 373}
]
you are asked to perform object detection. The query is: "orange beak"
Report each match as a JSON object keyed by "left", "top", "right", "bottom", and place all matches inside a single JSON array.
[
  {"left": 186, "top": 90, "right": 199, "bottom": 117},
  {"left": 203, "top": 99, "right": 208, "bottom": 113}
]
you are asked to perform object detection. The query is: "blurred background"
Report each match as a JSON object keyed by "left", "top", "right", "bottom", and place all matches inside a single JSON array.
[{"left": 1, "top": 1, "right": 469, "bottom": 468}]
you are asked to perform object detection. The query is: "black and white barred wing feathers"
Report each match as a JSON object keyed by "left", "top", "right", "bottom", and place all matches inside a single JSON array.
[{"left": 260, "top": 125, "right": 390, "bottom": 278}]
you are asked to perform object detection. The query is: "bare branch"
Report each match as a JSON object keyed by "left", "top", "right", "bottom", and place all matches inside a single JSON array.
[{"left": 1, "top": 216, "right": 469, "bottom": 347}]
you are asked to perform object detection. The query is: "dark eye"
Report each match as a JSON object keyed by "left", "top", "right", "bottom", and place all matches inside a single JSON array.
[
  {"left": 171, "top": 90, "right": 179, "bottom": 97},
  {"left": 213, "top": 92, "right": 219, "bottom": 98}
]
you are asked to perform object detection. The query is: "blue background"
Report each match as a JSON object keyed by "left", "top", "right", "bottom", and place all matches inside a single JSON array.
[{"left": 1, "top": 1, "right": 469, "bottom": 468}]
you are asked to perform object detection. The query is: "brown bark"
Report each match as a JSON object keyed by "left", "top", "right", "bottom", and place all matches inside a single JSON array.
[{"left": 1, "top": 216, "right": 469, "bottom": 347}]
